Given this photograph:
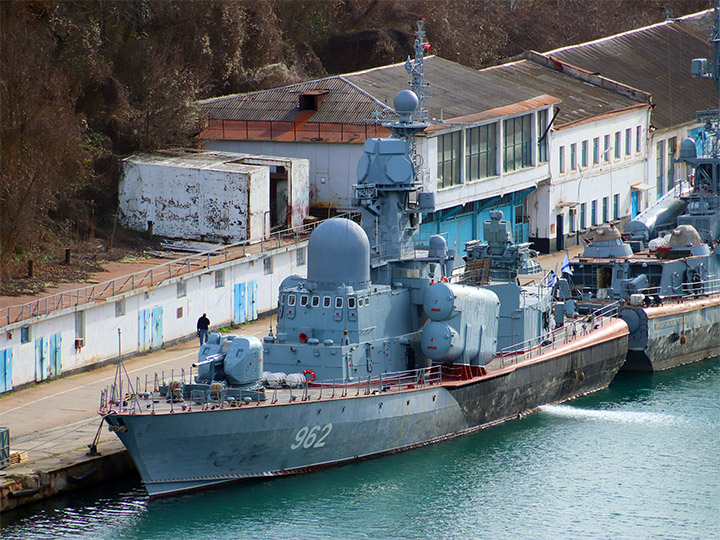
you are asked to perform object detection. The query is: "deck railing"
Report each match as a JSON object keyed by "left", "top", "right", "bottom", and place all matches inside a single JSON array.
[
  {"left": 2, "top": 212, "right": 359, "bottom": 327},
  {"left": 498, "top": 301, "right": 621, "bottom": 367}
]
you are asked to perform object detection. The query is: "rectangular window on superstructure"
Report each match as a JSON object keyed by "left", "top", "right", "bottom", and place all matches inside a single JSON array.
[
  {"left": 570, "top": 143, "right": 577, "bottom": 170},
  {"left": 503, "top": 114, "right": 532, "bottom": 173},
  {"left": 604, "top": 135, "right": 611, "bottom": 162},
  {"left": 437, "top": 131, "right": 461, "bottom": 188},
  {"left": 580, "top": 202, "right": 587, "bottom": 229},
  {"left": 656, "top": 140, "right": 665, "bottom": 197},
  {"left": 466, "top": 123, "right": 497, "bottom": 181},
  {"left": 559, "top": 146, "right": 565, "bottom": 174},
  {"left": 614, "top": 131, "right": 621, "bottom": 159},
  {"left": 537, "top": 109, "right": 548, "bottom": 163},
  {"left": 591, "top": 200, "right": 597, "bottom": 226},
  {"left": 581, "top": 140, "right": 588, "bottom": 168},
  {"left": 636, "top": 126, "right": 642, "bottom": 154},
  {"left": 667, "top": 137, "right": 676, "bottom": 191},
  {"left": 625, "top": 128, "right": 632, "bottom": 156}
]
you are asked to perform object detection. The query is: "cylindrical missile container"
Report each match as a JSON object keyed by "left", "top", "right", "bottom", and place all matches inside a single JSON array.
[{"left": 420, "top": 282, "right": 500, "bottom": 365}]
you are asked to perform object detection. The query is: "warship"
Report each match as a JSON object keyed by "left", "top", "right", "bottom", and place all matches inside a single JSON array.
[
  {"left": 567, "top": 4, "right": 720, "bottom": 371},
  {"left": 101, "top": 86, "right": 627, "bottom": 498}
]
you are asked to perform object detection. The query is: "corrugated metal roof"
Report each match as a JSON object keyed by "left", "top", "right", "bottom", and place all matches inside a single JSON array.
[
  {"left": 200, "top": 55, "right": 644, "bottom": 131},
  {"left": 547, "top": 12, "right": 716, "bottom": 129},
  {"left": 200, "top": 77, "right": 392, "bottom": 124}
]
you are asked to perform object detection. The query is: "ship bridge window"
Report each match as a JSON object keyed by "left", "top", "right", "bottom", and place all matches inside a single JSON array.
[
  {"left": 288, "top": 294, "right": 296, "bottom": 306},
  {"left": 323, "top": 296, "right": 331, "bottom": 308},
  {"left": 280, "top": 293, "right": 285, "bottom": 305},
  {"left": 335, "top": 297, "right": 343, "bottom": 309},
  {"left": 311, "top": 296, "right": 320, "bottom": 307},
  {"left": 348, "top": 297, "right": 356, "bottom": 309},
  {"left": 300, "top": 295, "right": 309, "bottom": 307}
]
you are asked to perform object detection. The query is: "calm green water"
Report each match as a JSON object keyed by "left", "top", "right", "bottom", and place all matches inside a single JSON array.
[{"left": 3, "top": 359, "right": 719, "bottom": 540}]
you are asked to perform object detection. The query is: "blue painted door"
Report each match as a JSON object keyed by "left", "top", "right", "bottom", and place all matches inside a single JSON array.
[
  {"left": 49, "top": 332, "right": 61, "bottom": 378},
  {"left": 34, "top": 337, "right": 48, "bottom": 382},
  {"left": 248, "top": 280, "right": 258, "bottom": 321},
  {"left": 0, "top": 348, "right": 12, "bottom": 393},
  {"left": 138, "top": 309, "right": 151, "bottom": 352},
  {"left": 234, "top": 283, "right": 247, "bottom": 324},
  {"left": 151, "top": 307, "right": 163, "bottom": 350},
  {"left": 631, "top": 191, "right": 639, "bottom": 218}
]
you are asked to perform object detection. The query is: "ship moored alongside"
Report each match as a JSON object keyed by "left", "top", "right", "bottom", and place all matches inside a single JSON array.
[{"left": 101, "top": 31, "right": 628, "bottom": 498}]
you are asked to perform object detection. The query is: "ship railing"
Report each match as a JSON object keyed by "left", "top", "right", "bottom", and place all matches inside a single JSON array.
[
  {"left": 1, "top": 211, "right": 359, "bottom": 327},
  {"left": 636, "top": 276, "right": 720, "bottom": 303},
  {"left": 498, "top": 302, "right": 620, "bottom": 367},
  {"left": 99, "top": 365, "right": 443, "bottom": 414}
]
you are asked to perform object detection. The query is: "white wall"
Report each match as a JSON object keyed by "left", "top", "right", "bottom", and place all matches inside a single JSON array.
[
  {"left": 532, "top": 107, "right": 651, "bottom": 243},
  {"left": 204, "top": 140, "right": 365, "bottom": 211},
  {"left": 0, "top": 242, "right": 309, "bottom": 392}
]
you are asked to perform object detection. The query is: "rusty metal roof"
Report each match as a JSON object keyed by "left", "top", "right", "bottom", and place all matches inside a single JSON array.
[
  {"left": 546, "top": 11, "right": 716, "bottom": 130},
  {"left": 200, "top": 76, "right": 393, "bottom": 124},
  {"left": 200, "top": 55, "right": 645, "bottom": 131}
]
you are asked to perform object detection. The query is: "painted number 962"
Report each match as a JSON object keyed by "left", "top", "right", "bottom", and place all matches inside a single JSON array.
[{"left": 290, "top": 423, "right": 333, "bottom": 450}]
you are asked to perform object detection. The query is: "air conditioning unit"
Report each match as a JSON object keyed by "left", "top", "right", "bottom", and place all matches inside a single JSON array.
[{"left": 75, "top": 338, "right": 85, "bottom": 349}]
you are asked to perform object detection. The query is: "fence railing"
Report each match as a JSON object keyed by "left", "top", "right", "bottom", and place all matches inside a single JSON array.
[{"left": 2, "top": 212, "right": 359, "bottom": 327}]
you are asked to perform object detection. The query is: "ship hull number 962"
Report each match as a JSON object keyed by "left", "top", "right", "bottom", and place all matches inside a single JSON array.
[{"left": 290, "top": 423, "right": 333, "bottom": 450}]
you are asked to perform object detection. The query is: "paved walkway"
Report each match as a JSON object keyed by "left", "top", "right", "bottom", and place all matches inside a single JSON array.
[{"left": 0, "top": 244, "right": 582, "bottom": 481}]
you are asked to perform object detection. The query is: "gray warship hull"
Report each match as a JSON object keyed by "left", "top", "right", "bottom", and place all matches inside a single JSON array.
[
  {"left": 619, "top": 296, "right": 720, "bottom": 371},
  {"left": 106, "top": 320, "right": 627, "bottom": 498}
]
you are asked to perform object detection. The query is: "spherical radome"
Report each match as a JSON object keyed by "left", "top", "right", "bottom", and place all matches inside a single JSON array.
[{"left": 308, "top": 218, "right": 370, "bottom": 289}]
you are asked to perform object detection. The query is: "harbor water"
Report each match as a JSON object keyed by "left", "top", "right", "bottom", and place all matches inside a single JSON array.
[{"left": 2, "top": 358, "right": 718, "bottom": 540}]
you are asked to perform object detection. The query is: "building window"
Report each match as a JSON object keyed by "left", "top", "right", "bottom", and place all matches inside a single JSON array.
[
  {"left": 625, "top": 128, "right": 632, "bottom": 156},
  {"left": 602, "top": 197, "right": 609, "bottom": 223},
  {"left": 581, "top": 140, "right": 588, "bottom": 168},
  {"left": 559, "top": 146, "right": 565, "bottom": 174},
  {"left": 569, "top": 209, "right": 576, "bottom": 233},
  {"left": 20, "top": 325, "right": 31, "bottom": 344},
  {"left": 296, "top": 247, "right": 305, "bottom": 266},
  {"left": 264, "top": 256, "right": 273, "bottom": 274},
  {"left": 537, "top": 109, "right": 548, "bottom": 163},
  {"left": 177, "top": 281, "right": 186, "bottom": 298},
  {"left": 580, "top": 202, "right": 587, "bottom": 229},
  {"left": 593, "top": 137, "right": 600, "bottom": 165},
  {"left": 613, "top": 194, "right": 620, "bottom": 220},
  {"left": 591, "top": 200, "right": 597, "bottom": 226},
  {"left": 115, "top": 299, "right": 125, "bottom": 318},
  {"left": 176, "top": 307, "right": 183, "bottom": 319},
  {"left": 614, "top": 131, "right": 621, "bottom": 159},
  {"left": 437, "top": 131, "right": 461, "bottom": 188},
  {"left": 604, "top": 135, "right": 611, "bottom": 162},
  {"left": 667, "top": 137, "right": 676, "bottom": 191},
  {"left": 656, "top": 140, "right": 665, "bottom": 197},
  {"left": 75, "top": 311, "right": 85, "bottom": 341},
  {"left": 215, "top": 270, "right": 224, "bottom": 288},
  {"left": 636, "top": 126, "right": 642, "bottom": 154},
  {"left": 503, "top": 114, "right": 532, "bottom": 173},
  {"left": 466, "top": 123, "right": 497, "bottom": 181},
  {"left": 570, "top": 143, "right": 577, "bottom": 170}
]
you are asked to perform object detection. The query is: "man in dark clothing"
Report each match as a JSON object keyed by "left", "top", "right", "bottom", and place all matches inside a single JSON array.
[{"left": 197, "top": 313, "right": 210, "bottom": 345}]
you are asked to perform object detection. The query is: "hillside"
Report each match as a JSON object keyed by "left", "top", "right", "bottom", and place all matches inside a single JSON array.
[{"left": 0, "top": 0, "right": 711, "bottom": 294}]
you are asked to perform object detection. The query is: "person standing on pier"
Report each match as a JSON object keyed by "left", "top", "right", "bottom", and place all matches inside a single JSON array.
[{"left": 196, "top": 313, "right": 210, "bottom": 345}]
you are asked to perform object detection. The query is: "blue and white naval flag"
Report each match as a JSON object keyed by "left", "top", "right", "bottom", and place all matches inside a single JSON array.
[
  {"left": 561, "top": 251, "right": 573, "bottom": 275},
  {"left": 548, "top": 263, "right": 558, "bottom": 287}
]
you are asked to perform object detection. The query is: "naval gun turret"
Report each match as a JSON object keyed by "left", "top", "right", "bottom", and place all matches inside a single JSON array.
[{"left": 463, "top": 210, "right": 541, "bottom": 282}]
